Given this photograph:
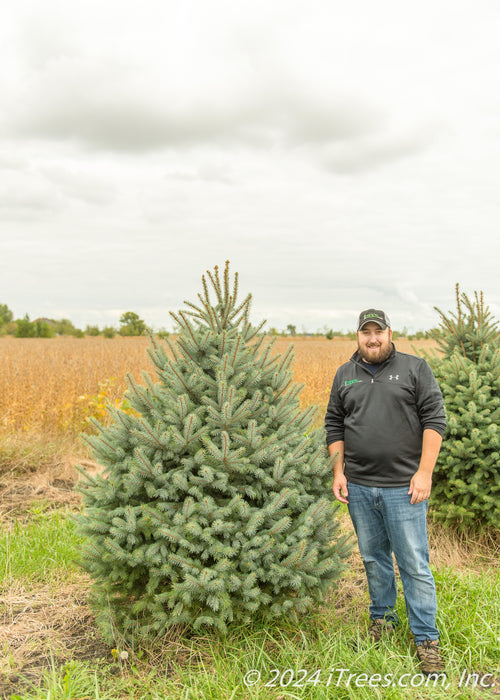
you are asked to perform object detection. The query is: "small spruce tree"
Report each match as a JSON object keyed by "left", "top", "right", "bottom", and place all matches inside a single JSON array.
[
  {"left": 75, "top": 262, "right": 351, "bottom": 642},
  {"left": 424, "top": 285, "right": 500, "bottom": 531}
]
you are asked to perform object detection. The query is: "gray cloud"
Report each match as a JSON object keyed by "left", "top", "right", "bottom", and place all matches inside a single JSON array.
[
  {"left": 40, "top": 165, "right": 115, "bottom": 205},
  {"left": 320, "top": 126, "right": 437, "bottom": 174},
  {"left": 165, "top": 162, "right": 237, "bottom": 185},
  {"left": 0, "top": 179, "right": 61, "bottom": 220},
  {"left": 10, "top": 85, "right": 381, "bottom": 155},
  {"left": 5, "top": 49, "right": 393, "bottom": 160},
  {"left": 2, "top": 3, "right": 438, "bottom": 179},
  {"left": 6, "top": 52, "right": 434, "bottom": 180}
]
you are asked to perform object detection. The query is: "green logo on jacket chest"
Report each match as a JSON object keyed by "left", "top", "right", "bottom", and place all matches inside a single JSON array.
[{"left": 345, "top": 379, "right": 361, "bottom": 386}]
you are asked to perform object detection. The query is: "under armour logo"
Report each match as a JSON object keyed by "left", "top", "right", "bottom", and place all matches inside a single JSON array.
[{"left": 389, "top": 375, "right": 399, "bottom": 381}]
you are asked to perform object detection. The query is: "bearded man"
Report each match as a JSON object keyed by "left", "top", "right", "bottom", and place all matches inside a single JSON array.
[{"left": 324, "top": 309, "right": 446, "bottom": 676}]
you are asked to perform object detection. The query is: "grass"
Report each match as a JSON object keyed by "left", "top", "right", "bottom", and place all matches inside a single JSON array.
[
  {"left": 0, "top": 433, "right": 77, "bottom": 479},
  {"left": 1, "top": 490, "right": 498, "bottom": 700},
  {"left": 5, "top": 586, "right": 500, "bottom": 699},
  {"left": 0, "top": 506, "right": 82, "bottom": 583}
]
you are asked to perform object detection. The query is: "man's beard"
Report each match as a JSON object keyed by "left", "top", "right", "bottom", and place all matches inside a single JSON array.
[{"left": 357, "top": 339, "right": 393, "bottom": 364}]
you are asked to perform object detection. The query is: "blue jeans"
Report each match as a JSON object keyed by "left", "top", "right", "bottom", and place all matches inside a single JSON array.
[{"left": 347, "top": 482, "right": 439, "bottom": 644}]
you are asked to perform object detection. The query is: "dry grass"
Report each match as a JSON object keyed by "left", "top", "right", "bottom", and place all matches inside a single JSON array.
[
  {"left": 0, "top": 458, "right": 85, "bottom": 526},
  {"left": 0, "top": 335, "right": 438, "bottom": 440},
  {"left": 0, "top": 576, "right": 109, "bottom": 696}
]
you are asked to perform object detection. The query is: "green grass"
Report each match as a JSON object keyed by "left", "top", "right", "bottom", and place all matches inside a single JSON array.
[
  {"left": 0, "top": 505, "right": 83, "bottom": 583},
  {"left": 2, "top": 507, "right": 499, "bottom": 700},
  {"left": 10, "top": 603, "right": 500, "bottom": 699}
]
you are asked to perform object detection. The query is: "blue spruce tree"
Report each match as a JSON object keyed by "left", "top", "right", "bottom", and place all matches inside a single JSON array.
[
  {"left": 74, "top": 262, "right": 351, "bottom": 642},
  {"left": 424, "top": 285, "right": 499, "bottom": 531}
]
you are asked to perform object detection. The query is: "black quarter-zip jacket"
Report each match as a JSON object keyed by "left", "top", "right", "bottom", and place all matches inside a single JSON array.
[{"left": 324, "top": 344, "right": 446, "bottom": 487}]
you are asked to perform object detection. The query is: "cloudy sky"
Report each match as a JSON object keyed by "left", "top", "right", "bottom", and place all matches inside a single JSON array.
[{"left": 1, "top": 0, "right": 499, "bottom": 333}]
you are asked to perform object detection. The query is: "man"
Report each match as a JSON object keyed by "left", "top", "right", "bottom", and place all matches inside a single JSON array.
[{"left": 324, "top": 309, "right": 446, "bottom": 676}]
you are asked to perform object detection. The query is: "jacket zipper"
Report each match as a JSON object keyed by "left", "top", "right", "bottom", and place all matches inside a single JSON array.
[{"left": 351, "top": 351, "right": 394, "bottom": 385}]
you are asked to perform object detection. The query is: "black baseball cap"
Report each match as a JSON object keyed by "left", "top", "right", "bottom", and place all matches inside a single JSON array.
[{"left": 357, "top": 309, "right": 391, "bottom": 331}]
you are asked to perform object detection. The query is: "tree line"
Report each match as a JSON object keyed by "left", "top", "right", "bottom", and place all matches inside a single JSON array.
[
  {"left": 0, "top": 303, "right": 432, "bottom": 340},
  {"left": 0, "top": 305, "right": 166, "bottom": 339}
]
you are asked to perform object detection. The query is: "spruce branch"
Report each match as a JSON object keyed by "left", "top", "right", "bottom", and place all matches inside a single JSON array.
[
  {"left": 182, "top": 299, "right": 206, "bottom": 319},
  {"left": 131, "top": 421, "right": 165, "bottom": 449},
  {"left": 206, "top": 266, "right": 223, "bottom": 307},
  {"left": 176, "top": 338, "right": 199, "bottom": 365},
  {"left": 228, "top": 293, "right": 252, "bottom": 323}
]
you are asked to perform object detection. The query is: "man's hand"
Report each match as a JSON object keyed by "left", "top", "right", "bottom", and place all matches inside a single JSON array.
[
  {"left": 408, "top": 469, "right": 432, "bottom": 504},
  {"left": 333, "top": 473, "right": 349, "bottom": 504},
  {"left": 409, "top": 429, "right": 442, "bottom": 504}
]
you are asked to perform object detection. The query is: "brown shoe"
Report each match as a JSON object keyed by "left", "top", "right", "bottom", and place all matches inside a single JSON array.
[
  {"left": 368, "top": 618, "right": 395, "bottom": 644},
  {"left": 416, "top": 639, "right": 445, "bottom": 675}
]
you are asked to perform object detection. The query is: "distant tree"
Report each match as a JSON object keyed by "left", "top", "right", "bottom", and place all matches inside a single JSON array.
[
  {"left": 35, "top": 320, "right": 56, "bottom": 338},
  {"left": 408, "top": 331, "right": 427, "bottom": 341},
  {"left": 86, "top": 325, "right": 101, "bottom": 336},
  {"left": 0, "top": 303, "right": 13, "bottom": 327},
  {"left": 102, "top": 326, "right": 117, "bottom": 339},
  {"left": 119, "top": 311, "right": 147, "bottom": 336},
  {"left": 286, "top": 324, "right": 297, "bottom": 336},
  {"left": 54, "top": 318, "right": 78, "bottom": 335},
  {"left": 325, "top": 329, "right": 334, "bottom": 340},
  {"left": 15, "top": 314, "right": 36, "bottom": 338}
]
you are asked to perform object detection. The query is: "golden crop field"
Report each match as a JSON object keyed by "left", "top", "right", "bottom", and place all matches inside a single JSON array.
[{"left": 0, "top": 335, "right": 438, "bottom": 437}]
